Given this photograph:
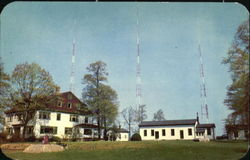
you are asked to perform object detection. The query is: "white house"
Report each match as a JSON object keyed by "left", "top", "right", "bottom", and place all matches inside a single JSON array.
[
  {"left": 107, "top": 127, "right": 129, "bottom": 141},
  {"left": 226, "top": 124, "right": 248, "bottom": 140},
  {"left": 4, "top": 91, "right": 103, "bottom": 140},
  {"left": 139, "top": 115, "right": 215, "bottom": 141}
]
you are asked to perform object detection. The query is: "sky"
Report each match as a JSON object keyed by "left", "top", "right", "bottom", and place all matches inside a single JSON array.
[{"left": 0, "top": 2, "right": 249, "bottom": 135}]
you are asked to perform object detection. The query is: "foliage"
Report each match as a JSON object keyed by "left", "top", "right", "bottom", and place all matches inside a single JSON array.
[
  {"left": 130, "top": 133, "right": 141, "bottom": 141},
  {"left": 50, "top": 136, "right": 62, "bottom": 142},
  {"left": 0, "top": 61, "right": 11, "bottom": 126},
  {"left": 82, "top": 61, "right": 118, "bottom": 139},
  {"left": 222, "top": 19, "right": 249, "bottom": 126},
  {"left": 153, "top": 109, "right": 166, "bottom": 121},
  {"left": 8, "top": 62, "right": 60, "bottom": 138},
  {"left": 121, "top": 106, "right": 136, "bottom": 139},
  {"left": 135, "top": 105, "right": 147, "bottom": 124}
]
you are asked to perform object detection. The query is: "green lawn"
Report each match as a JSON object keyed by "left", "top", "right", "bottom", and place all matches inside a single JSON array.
[{"left": 3, "top": 140, "right": 248, "bottom": 160}]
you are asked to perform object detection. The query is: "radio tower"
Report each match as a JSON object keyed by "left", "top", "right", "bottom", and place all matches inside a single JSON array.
[
  {"left": 136, "top": 6, "right": 142, "bottom": 108},
  {"left": 198, "top": 45, "right": 209, "bottom": 122},
  {"left": 70, "top": 19, "right": 76, "bottom": 92},
  {"left": 70, "top": 39, "right": 76, "bottom": 92}
]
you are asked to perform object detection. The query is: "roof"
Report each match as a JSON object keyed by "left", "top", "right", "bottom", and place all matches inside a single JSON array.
[
  {"left": 225, "top": 124, "right": 248, "bottom": 130},
  {"left": 139, "top": 119, "right": 197, "bottom": 127},
  {"left": 5, "top": 91, "right": 92, "bottom": 115},
  {"left": 117, "top": 128, "right": 129, "bottom": 133},
  {"left": 74, "top": 123, "right": 99, "bottom": 129},
  {"left": 196, "top": 123, "right": 216, "bottom": 128}
]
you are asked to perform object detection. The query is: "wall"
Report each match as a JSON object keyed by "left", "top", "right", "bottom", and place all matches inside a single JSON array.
[
  {"left": 116, "top": 132, "right": 129, "bottom": 141},
  {"left": 139, "top": 125, "right": 196, "bottom": 140}
]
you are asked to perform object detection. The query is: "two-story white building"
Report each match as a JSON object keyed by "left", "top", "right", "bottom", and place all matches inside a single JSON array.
[
  {"left": 4, "top": 91, "right": 102, "bottom": 140},
  {"left": 139, "top": 115, "right": 215, "bottom": 141}
]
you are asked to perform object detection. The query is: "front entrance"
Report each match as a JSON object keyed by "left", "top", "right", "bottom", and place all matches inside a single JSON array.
[
  {"left": 13, "top": 127, "right": 21, "bottom": 136},
  {"left": 180, "top": 130, "right": 184, "bottom": 139},
  {"left": 155, "top": 131, "right": 159, "bottom": 139}
]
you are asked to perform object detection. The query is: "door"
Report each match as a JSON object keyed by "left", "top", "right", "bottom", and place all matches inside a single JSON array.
[
  {"left": 180, "top": 130, "right": 184, "bottom": 139},
  {"left": 155, "top": 131, "right": 159, "bottom": 139}
]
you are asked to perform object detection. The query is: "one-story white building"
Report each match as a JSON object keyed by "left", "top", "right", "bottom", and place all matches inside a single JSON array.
[
  {"left": 139, "top": 116, "right": 215, "bottom": 141},
  {"left": 107, "top": 127, "right": 129, "bottom": 141}
]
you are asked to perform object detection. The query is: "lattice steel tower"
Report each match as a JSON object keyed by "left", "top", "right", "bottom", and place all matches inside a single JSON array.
[
  {"left": 136, "top": 6, "right": 142, "bottom": 107},
  {"left": 198, "top": 45, "right": 209, "bottom": 122}
]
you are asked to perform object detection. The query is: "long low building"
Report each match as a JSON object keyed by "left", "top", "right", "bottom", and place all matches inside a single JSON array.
[{"left": 139, "top": 115, "right": 215, "bottom": 141}]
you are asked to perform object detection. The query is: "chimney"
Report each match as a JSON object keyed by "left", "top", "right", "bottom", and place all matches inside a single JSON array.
[{"left": 196, "top": 112, "right": 199, "bottom": 124}]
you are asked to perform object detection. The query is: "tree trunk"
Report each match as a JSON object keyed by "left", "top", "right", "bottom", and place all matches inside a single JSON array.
[
  {"left": 97, "top": 114, "right": 101, "bottom": 139},
  {"left": 103, "top": 116, "right": 107, "bottom": 140}
]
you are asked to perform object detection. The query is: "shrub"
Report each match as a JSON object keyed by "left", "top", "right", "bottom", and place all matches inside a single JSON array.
[
  {"left": 25, "top": 136, "right": 36, "bottom": 142},
  {"left": 0, "top": 132, "right": 8, "bottom": 143},
  {"left": 8, "top": 134, "right": 23, "bottom": 142},
  {"left": 131, "top": 133, "right": 141, "bottom": 141},
  {"left": 50, "top": 136, "right": 61, "bottom": 142}
]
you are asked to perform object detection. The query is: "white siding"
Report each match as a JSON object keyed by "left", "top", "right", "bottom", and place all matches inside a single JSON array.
[
  {"left": 140, "top": 125, "right": 196, "bottom": 140},
  {"left": 116, "top": 132, "right": 129, "bottom": 141}
]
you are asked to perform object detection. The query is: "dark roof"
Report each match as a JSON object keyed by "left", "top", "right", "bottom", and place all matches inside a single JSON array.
[
  {"left": 197, "top": 123, "right": 215, "bottom": 128},
  {"left": 139, "top": 119, "right": 197, "bottom": 127},
  {"left": 74, "top": 123, "right": 99, "bottom": 129},
  {"left": 5, "top": 91, "right": 92, "bottom": 115},
  {"left": 196, "top": 128, "right": 205, "bottom": 133},
  {"left": 117, "top": 128, "right": 129, "bottom": 133},
  {"left": 225, "top": 124, "right": 248, "bottom": 130}
]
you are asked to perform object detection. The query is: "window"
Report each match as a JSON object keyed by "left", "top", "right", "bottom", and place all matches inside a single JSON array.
[
  {"left": 207, "top": 128, "right": 211, "bottom": 135},
  {"left": 188, "top": 128, "right": 192, "bottom": 136},
  {"left": 57, "top": 114, "right": 61, "bottom": 121},
  {"left": 144, "top": 130, "right": 147, "bottom": 136},
  {"left": 84, "top": 129, "right": 92, "bottom": 135},
  {"left": 68, "top": 94, "right": 72, "bottom": 100},
  {"left": 118, "top": 133, "right": 121, "bottom": 139},
  {"left": 6, "top": 115, "right": 13, "bottom": 122},
  {"left": 70, "top": 115, "right": 78, "bottom": 122},
  {"left": 171, "top": 129, "right": 175, "bottom": 136},
  {"left": 125, "top": 135, "right": 127, "bottom": 139},
  {"left": 39, "top": 112, "right": 50, "bottom": 120},
  {"left": 40, "top": 126, "right": 57, "bottom": 134},
  {"left": 162, "top": 129, "right": 166, "bottom": 136},
  {"left": 58, "top": 101, "right": 62, "bottom": 107},
  {"left": 26, "top": 126, "right": 33, "bottom": 134},
  {"left": 68, "top": 103, "right": 72, "bottom": 108},
  {"left": 85, "top": 117, "right": 88, "bottom": 123},
  {"left": 65, "top": 127, "right": 72, "bottom": 135},
  {"left": 151, "top": 130, "right": 154, "bottom": 136},
  {"left": 6, "top": 128, "right": 13, "bottom": 135}
]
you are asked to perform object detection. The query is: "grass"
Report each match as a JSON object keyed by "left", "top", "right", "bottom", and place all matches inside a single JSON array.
[{"left": 2, "top": 140, "right": 248, "bottom": 160}]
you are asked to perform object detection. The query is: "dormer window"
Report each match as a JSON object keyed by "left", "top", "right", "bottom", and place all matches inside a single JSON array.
[
  {"left": 58, "top": 101, "right": 62, "bottom": 107},
  {"left": 68, "top": 94, "right": 72, "bottom": 100},
  {"left": 68, "top": 103, "right": 72, "bottom": 108}
]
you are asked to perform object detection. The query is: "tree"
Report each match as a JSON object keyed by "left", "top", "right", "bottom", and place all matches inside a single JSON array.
[
  {"left": 135, "top": 104, "right": 147, "bottom": 124},
  {"left": 82, "top": 61, "right": 118, "bottom": 139},
  {"left": 222, "top": 19, "right": 249, "bottom": 126},
  {"left": 0, "top": 61, "right": 11, "bottom": 127},
  {"left": 153, "top": 109, "right": 166, "bottom": 121},
  {"left": 9, "top": 62, "right": 59, "bottom": 139},
  {"left": 121, "top": 106, "right": 136, "bottom": 139}
]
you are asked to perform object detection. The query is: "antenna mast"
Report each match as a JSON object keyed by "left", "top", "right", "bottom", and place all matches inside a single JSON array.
[
  {"left": 70, "top": 19, "right": 76, "bottom": 92},
  {"left": 136, "top": 6, "right": 142, "bottom": 108},
  {"left": 198, "top": 45, "right": 209, "bottom": 122}
]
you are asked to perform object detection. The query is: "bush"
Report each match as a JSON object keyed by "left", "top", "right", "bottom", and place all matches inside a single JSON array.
[
  {"left": 0, "top": 132, "right": 8, "bottom": 143},
  {"left": 50, "top": 136, "right": 61, "bottom": 142},
  {"left": 8, "top": 134, "right": 23, "bottom": 142},
  {"left": 25, "top": 136, "right": 36, "bottom": 142},
  {"left": 131, "top": 133, "right": 141, "bottom": 141}
]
